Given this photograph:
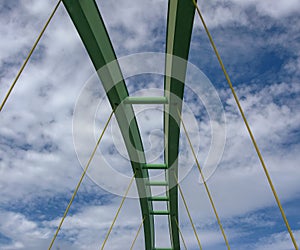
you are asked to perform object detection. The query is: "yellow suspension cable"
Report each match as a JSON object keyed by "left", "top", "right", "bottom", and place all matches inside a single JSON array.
[
  {"left": 178, "top": 109, "right": 231, "bottom": 250},
  {"left": 100, "top": 174, "right": 136, "bottom": 250},
  {"left": 175, "top": 217, "right": 188, "bottom": 250},
  {"left": 175, "top": 174, "right": 203, "bottom": 250},
  {"left": 130, "top": 217, "right": 145, "bottom": 250},
  {"left": 192, "top": 1, "right": 298, "bottom": 249},
  {"left": 48, "top": 110, "right": 114, "bottom": 250},
  {"left": 0, "top": 0, "right": 62, "bottom": 112}
]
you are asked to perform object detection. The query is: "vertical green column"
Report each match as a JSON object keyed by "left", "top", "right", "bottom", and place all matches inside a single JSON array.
[
  {"left": 164, "top": 0, "right": 196, "bottom": 249},
  {"left": 62, "top": 0, "right": 155, "bottom": 249}
]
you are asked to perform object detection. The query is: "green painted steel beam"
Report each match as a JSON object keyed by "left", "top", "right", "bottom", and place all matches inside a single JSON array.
[
  {"left": 62, "top": 0, "right": 155, "bottom": 249},
  {"left": 123, "top": 96, "right": 168, "bottom": 104},
  {"left": 148, "top": 196, "right": 169, "bottom": 201},
  {"left": 164, "top": 0, "right": 196, "bottom": 249},
  {"left": 62, "top": 0, "right": 196, "bottom": 249},
  {"left": 146, "top": 181, "right": 169, "bottom": 186},
  {"left": 150, "top": 210, "right": 170, "bottom": 215},
  {"left": 143, "top": 163, "right": 168, "bottom": 169}
]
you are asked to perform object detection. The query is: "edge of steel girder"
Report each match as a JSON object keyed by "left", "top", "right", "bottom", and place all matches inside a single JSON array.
[
  {"left": 164, "top": 0, "right": 196, "bottom": 249},
  {"left": 62, "top": 0, "right": 154, "bottom": 249}
]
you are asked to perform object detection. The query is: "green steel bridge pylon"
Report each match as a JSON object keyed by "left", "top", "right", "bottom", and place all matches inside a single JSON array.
[{"left": 63, "top": 0, "right": 195, "bottom": 249}]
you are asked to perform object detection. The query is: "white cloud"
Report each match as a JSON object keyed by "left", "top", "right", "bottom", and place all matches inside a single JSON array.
[
  {"left": 0, "top": 210, "right": 51, "bottom": 250},
  {"left": 198, "top": 0, "right": 300, "bottom": 29},
  {"left": 254, "top": 230, "right": 300, "bottom": 250},
  {"left": 97, "top": 0, "right": 167, "bottom": 54},
  {"left": 0, "top": 0, "right": 300, "bottom": 249},
  {"left": 245, "top": 0, "right": 300, "bottom": 18}
]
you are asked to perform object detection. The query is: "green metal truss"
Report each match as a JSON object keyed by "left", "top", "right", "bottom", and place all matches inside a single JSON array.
[
  {"left": 62, "top": 0, "right": 195, "bottom": 249},
  {"left": 164, "top": 0, "right": 196, "bottom": 249}
]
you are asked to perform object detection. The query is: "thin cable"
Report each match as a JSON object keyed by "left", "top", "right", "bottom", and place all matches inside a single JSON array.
[
  {"left": 100, "top": 174, "right": 136, "bottom": 250},
  {"left": 178, "top": 109, "right": 230, "bottom": 250},
  {"left": 48, "top": 110, "right": 114, "bottom": 250},
  {"left": 130, "top": 217, "right": 145, "bottom": 250},
  {"left": 175, "top": 175, "right": 202, "bottom": 250},
  {"left": 0, "top": 0, "right": 62, "bottom": 112},
  {"left": 175, "top": 217, "right": 188, "bottom": 250},
  {"left": 192, "top": 1, "right": 298, "bottom": 249}
]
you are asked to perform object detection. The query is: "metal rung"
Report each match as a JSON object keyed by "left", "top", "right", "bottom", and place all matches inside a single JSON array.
[
  {"left": 123, "top": 96, "right": 168, "bottom": 104},
  {"left": 150, "top": 210, "right": 170, "bottom": 215},
  {"left": 143, "top": 163, "right": 168, "bottom": 169},
  {"left": 148, "top": 196, "right": 169, "bottom": 201},
  {"left": 146, "top": 181, "right": 168, "bottom": 186}
]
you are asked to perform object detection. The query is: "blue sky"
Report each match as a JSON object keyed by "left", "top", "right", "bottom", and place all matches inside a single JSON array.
[{"left": 0, "top": 0, "right": 300, "bottom": 249}]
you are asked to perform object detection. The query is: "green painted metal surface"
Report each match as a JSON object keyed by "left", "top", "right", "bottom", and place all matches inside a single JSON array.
[
  {"left": 62, "top": 0, "right": 155, "bottom": 249},
  {"left": 146, "top": 181, "right": 169, "bottom": 186},
  {"left": 150, "top": 210, "right": 170, "bottom": 215},
  {"left": 164, "top": 0, "right": 196, "bottom": 249},
  {"left": 143, "top": 163, "right": 168, "bottom": 169},
  {"left": 62, "top": 0, "right": 196, "bottom": 249},
  {"left": 124, "top": 96, "right": 168, "bottom": 104},
  {"left": 148, "top": 196, "right": 169, "bottom": 201}
]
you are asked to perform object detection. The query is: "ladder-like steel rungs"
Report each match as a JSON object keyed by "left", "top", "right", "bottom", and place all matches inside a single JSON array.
[
  {"left": 143, "top": 163, "right": 168, "bottom": 169},
  {"left": 148, "top": 196, "right": 169, "bottom": 201},
  {"left": 123, "top": 96, "right": 168, "bottom": 104},
  {"left": 150, "top": 210, "right": 170, "bottom": 215},
  {"left": 146, "top": 181, "right": 168, "bottom": 186}
]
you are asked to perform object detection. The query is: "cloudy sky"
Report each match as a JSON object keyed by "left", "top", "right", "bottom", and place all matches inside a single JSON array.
[{"left": 0, "top": 0, "right": 300, "bottom": 249}]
